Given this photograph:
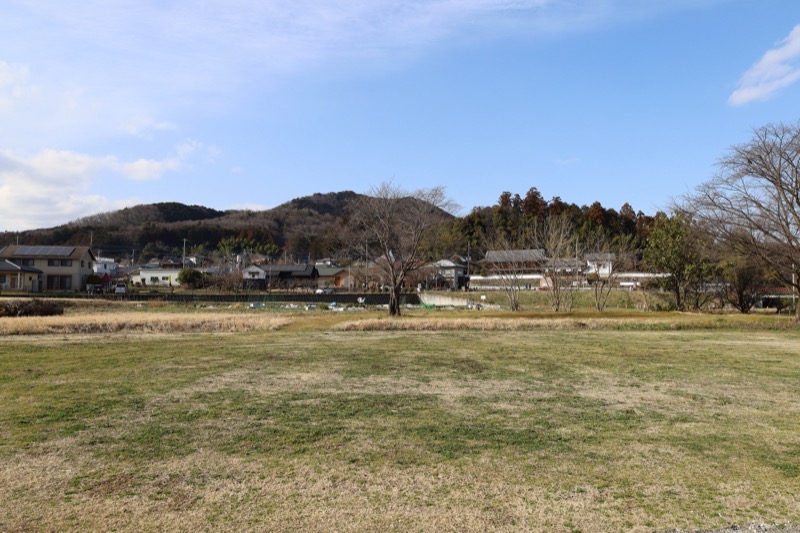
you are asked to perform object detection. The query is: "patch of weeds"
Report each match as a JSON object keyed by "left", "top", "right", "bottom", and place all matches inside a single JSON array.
[
  {"left": 666, "top": 433, "right": 731, "bottom": 455},
  {"left": 111, "top": 422, "right": 194, "bottom": 461},
  {"left": 749, "top": 442, "right": 800, "bottom": 478},
  {"left": 410, "top": 419, "right": 569, "bottom": 458},
  {"left": 424, "top": 356, "right": 489, "bottom": 375},
  {"left": 6, "top": 388, "right": 145, "bottom": 448}
]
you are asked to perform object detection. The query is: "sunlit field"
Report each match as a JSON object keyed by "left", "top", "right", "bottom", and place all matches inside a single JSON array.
[{"left": 1, "top": 303, "right": 799, "bottom": 532}]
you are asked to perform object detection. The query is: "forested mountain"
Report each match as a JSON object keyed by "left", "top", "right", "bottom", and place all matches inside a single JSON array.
[
  {"left": 0, "top": 193, "right": 367, "bottom": 261},
  {"left": 0, "top": 189, "right": 656, "bottom": 263}
]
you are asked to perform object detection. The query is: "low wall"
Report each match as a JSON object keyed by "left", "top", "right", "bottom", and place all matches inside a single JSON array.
[{"left": 418, "top": 292, "right": 471, "bottom": 308}]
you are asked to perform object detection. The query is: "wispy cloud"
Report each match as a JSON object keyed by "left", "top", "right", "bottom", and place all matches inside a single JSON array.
[
  {"left": 0, "top": 61, "right": 36, "bottom": 114},
  {"left": 121, "top": 117, "right": 178, "bottom": 139},
  {"left": 555, "top": 157, "right": 581, "bottom": 166},
  {"left": 1, "top": 1, "right": 698, "bottom": 99},
  {"left": 729, "top": 24, "right": 800, "bottom": 106},
  {"left": 0, "top": 0, "right": 714, "bottom": 144}
]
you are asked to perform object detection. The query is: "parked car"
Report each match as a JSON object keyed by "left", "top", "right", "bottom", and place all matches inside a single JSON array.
[{"left": 114, "top": 283, "right": 127, "bottom": 294}]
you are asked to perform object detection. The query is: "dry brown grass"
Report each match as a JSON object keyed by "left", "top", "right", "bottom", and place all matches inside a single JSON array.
[
  {"left": 333, "top": 314, "right": 799, "bottom": 332},
  {"left": 2, "top": 312, "right": 800, "bottom": 532},
  {"left": 0, "top": 311, "right": 292, "bottom": 335}
]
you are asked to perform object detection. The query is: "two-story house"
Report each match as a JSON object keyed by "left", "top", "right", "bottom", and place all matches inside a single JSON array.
[{"left": 0, "top": 245, "right": 96, "bottom": 292}]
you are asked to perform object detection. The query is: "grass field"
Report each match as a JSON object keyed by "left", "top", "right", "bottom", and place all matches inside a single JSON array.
[{"left": 1, "top": 304, "right": 799, "bottom": 532}]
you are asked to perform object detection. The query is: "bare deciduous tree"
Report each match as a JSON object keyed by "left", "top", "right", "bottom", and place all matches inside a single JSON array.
[
  {"left": 535, "top": 215, "right": 580, "bottom": 312},
  {"left": 585, "top": 234, "right": 636, "bottom": 312},
  {"left": 348, "top": 182, "right": 456, "bottom": 316},
  {"left": 686, "top": 122, "right": 800, "bottom": 319},
  {"left": 480, "top": 232, "right": 542, "bottom": 311},
  {"left": 482, "top": 215, "right": 579, "bottom": 312}
]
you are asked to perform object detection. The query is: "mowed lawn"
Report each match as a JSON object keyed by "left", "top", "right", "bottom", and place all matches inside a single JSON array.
[{"left": 1, "top": 310, "right": 799, "bottom": 532}]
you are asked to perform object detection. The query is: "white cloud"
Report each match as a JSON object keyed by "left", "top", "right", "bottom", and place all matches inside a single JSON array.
[
  {"left": 121, "top": 117, "right": 177, "bottom": 138},
  {"left": 729, "top": 24, "right": 800, "bottom": 106},
  {"left": 0, "top": 141, "right": 207, "bottom": 231},
  {"left": 120, "top": 157, "right": 181, "bottom": 181}
]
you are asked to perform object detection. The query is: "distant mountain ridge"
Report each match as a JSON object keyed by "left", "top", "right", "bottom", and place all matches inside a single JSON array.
[{"left": 0, "top": 191, "right": 442, "bottom": 261}]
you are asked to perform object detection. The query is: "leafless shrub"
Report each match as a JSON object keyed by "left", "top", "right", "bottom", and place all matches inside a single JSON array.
[{"left": 0, "top": 299, "right": 65, "bottom": 318}]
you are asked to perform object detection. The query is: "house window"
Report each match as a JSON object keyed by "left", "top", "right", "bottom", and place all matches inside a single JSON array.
[
  {"left": 0, "top": 274, "right": 6, "bottom": 284},
  {"left": 47, "top": 259, "right": 73, "bottom": 267},
  {"left": 46, "top": 275, "right": 72, "bottom": 290},
  {"left": 161, "top": 276, "right": 169, "bottom": 281},
  {"left": 19, "top": 259, "right": 34, "bottom": 267},
  {"left": 81, "top": 260, "right": 85, "bottom": 268}
]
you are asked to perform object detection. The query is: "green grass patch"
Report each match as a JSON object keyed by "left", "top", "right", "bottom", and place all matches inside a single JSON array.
[{"left": 1, "top": 315, "right": 800, "bottom": 531}]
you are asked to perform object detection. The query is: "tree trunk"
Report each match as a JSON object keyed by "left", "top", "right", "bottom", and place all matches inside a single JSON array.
[
  {"left": 388, "top": 286, "right": 402, "bottom": 316},
  {"left": 795, "top": 292, "right": 800, "bottom": 322}
]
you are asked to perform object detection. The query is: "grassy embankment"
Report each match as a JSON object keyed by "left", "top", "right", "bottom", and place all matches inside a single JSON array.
[{"left": 1, "top": 304, "right": 799, "bottom": 532}]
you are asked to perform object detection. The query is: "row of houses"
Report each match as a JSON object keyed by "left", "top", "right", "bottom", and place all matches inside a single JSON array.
[
  {"left": 0, "top": 244, "right": 471, "bottom": 294},
  {"left": 469, "top": 249, "right": 662, "bottom": 290},
  {"left": 0, "top": 244, "right": 646, "bottom": 294}
]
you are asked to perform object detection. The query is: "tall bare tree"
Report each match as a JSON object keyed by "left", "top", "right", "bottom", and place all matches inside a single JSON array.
[
  {"left": 348, "top": 182, "right": 455, "bottom": 316},
  {"left": 535, "top": 215, "right": 580, "bottom": 312},
  {"left": 585, "top": 233, "right": 636, "bottom": 312},
  {"left": 483, "top": 215, "right": 579, "bottom": 312},
  {"left": 481, "top": 232, "right": 543, "bottom": 311},
  {"left": 686, "top": 122, "right": 800, "bottom": 319}
]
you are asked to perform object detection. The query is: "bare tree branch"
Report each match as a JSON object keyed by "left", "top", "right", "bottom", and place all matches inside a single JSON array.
[
  {"left": 685, "top": 121, "right": 800, "bottom": 319},
  {"left": 347, "top": 182, "right": 455, "bottom": 316}
]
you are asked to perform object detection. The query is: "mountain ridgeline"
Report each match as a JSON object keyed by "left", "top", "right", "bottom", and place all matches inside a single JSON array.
[
  {"left": 0, "top": 192, "right": 374, "bottom": 261},
  {"left": 0, "top": 189, "right": 656, "bottom": 263}
]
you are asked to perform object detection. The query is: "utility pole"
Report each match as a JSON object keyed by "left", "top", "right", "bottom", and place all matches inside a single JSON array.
[{"left": 183, "top": 238, "right": 187, "bottom": 268}]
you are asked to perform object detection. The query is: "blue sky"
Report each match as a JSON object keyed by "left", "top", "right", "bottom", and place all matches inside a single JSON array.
[{"left": 2, "top": 0, "right": 800, "bottom": 232}]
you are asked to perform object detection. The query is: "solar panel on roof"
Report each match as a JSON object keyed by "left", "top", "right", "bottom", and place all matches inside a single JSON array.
[{"left": 14, "top": 245, "right": 75, "bottom": 257}]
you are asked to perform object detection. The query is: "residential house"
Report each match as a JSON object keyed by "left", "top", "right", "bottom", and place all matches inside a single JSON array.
[
  {"left": 428, "top": 259, "right": 467, "bottom": 290},
  {"left": 470, "top": 249, "right": 548, "bottom": 290},
  {"left": 0, "top": 245, "right": 95, "bottom": 292},
  {"left": 483, "top": 249, "right": 547, "bottom": 274},
  {"left": 130, "top": 268, "right": 182, "bottom": 287},
  {"left": 316, "top": 266, "right": 350, "bottom": 290},
  {"left": 93, "top": 257, "right": 119, "bottom": 278},
  {"left": 233, "top": 264, "right": 320, "bottom": 290},
  {"left": 242, "top": 264, "right": 267, "bottom": 290},
  {"left": 0, "top": 259, "right": 42, "bottom": 291},
  {"left": 585, "top": 253, "right": 615, "bottom": 279}
]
